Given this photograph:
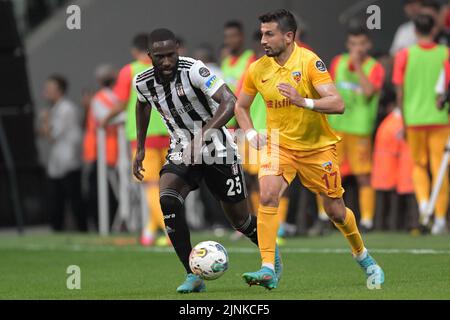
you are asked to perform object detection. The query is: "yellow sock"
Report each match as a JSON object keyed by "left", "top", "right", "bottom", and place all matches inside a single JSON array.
[
  {"left": 359, "top": 185, "right": 375, "bottom": 222},
  {"left": 251, "top": 191, "right": 260, "bottom": 216},
  {"left": 257, "top": 205, "right": 279, "bottom": 265},
  {"left": 333, "top": 208, "right": 365, "bottom": 256},
  {"left": 434, "top": 171, "right": 449, "bottom": 219},
  {"left": 412, "top": 164, "right": 431, "bottom": 206},
  {"left": 145, "top": 184, "right": 165, "bottom": 233},
  {"left": 278, "top": 197, "right": 289, "bottom": 224}
]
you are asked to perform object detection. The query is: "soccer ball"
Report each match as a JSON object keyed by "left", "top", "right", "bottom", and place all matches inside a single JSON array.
[{"left": 189, "top": 241, "right": 228, "bottom": 280}]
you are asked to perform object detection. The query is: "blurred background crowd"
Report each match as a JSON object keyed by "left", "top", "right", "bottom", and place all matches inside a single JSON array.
[{"left": 1, "top": 0, "right": 450, "bottom": 245}]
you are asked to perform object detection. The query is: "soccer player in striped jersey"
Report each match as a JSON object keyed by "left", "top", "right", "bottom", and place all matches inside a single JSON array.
[{"left": 132, "top": 28, "right": 282, "bottom": 293}]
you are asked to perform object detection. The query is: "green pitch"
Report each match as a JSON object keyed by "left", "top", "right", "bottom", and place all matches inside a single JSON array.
[{"left": 0, "top": 231, "right": 449, "bottom": 299}]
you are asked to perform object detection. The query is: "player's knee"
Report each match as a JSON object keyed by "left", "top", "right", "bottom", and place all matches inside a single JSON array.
[
  {"left": 259, "top": 189, "right": 280, "bottom": 207},
  {"left": 323, "top": 197, "right": 346, "bottom": 223},
  {"left": 159, "top": 189, "right": 184, "bottom": 213}
]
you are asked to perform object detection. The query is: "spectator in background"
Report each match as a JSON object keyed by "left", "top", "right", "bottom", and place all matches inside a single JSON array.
[
  {"left": 393, "top": 14, "right": 450, "bottom": 234},
  {"left": 176, "top": 36, "right": 188, "bottom": 56},
  {"left": 102, "top": 34, "right": 170, "bottom": 246},
  {"left": 38, "top": 74, "right": 86, "bottom": 232},
  {"left": 390, "top": 0, "right": 423, "bottom": 56},
  {"left": 82, "top": 64, "right": 119, "bottom": 230},
  {"left": 327, "top": 25, "right": 385, "bottom": 232},
  {"left": 193, "top": 43, "right": 223, "bottom": 79},
  {"left": 420, "top": 0, "right": 450, "bottom": 45},
  {"left": 221, "top": 20, "right": 254, "bottom": 95}
]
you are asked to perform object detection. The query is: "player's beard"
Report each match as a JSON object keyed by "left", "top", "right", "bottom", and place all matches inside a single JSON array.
[{"left": 264, "top": 44, "right": 285, "bottom": 57}]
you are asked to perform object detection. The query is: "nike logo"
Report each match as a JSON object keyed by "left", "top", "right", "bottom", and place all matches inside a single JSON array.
[{"left": 262, "top": 79, "right": 269, "bottom": 83}]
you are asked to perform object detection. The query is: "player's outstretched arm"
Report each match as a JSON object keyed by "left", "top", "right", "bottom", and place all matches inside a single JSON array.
[
  {"left": 234, "top": 92, "right": 255, "bottom": 132},
  {"left": 277, "top": 82, "right": 345, "bottom": 114},
  {"left": 235, "top": 92, "right": 266, "bottom": 150},
  {"left": 133, "top": 99, "right": 151, "bottom": 181},
  {"left": 201, "top": 84, "right": 237, "bottom": 135}
]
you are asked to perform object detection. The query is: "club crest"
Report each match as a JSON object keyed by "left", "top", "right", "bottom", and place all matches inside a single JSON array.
[
  {"left": 175, "top": 83, "right": 185, "bottom": 97},
  {"left": 322, "top": 161, "right": 333, "bottom": 173},
  {"left": 292, "top": 71, "right": 302, "bottom": 83}
]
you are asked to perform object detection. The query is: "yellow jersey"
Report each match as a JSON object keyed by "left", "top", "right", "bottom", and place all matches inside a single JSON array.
[{"left": 242, "top": 44, "right": 340, "bottom": 151}]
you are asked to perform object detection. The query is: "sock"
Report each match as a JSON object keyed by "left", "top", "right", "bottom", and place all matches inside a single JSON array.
[
  {"left": 359, "top": 185, "right": 375, "bottom": 225},
  {"left": 278, "top": 197, "right": 289, "bottom": 224},
  {"left": 316, "top": 196, "right": 328, "bottom": 221},
  {"left": 434, "top": 216, "right": 446, "bottom": 227},
  {"left": 234, "top": 214, "right": 258, "bottom": 246},
  {"left": 419, "top": 200, "right": 428, "bottom": 216},
  {"left": 413, "top": 165, "right": 430, "bottom": 212},
  {"left": 159, "top": 189, "right": 191, "bottom": 274},
  {"left": 257, "top": 205, "right": 279, "bottom": 265},
  {"left": 355, "top": 248, "right": 368, "bottom": 261},
  {"left": 250, "top": 191, "right": 260, "bottom": 216},
  {"left": 435, "top": 175, "right": 449, "bottom": 219},
  {"left": 145, "top": 184, "right": 166, "bottom": 234},
  {"left": 262, "top": 263, "right": 275, "bottom": 271},
  {"left": 333, "top": 208, "right": 365, "bottom": 256}
]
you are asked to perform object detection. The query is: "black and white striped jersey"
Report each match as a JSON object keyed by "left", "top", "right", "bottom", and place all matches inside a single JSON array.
[{"left": 134, "top": 57, "right": 237, "bottom": 158}]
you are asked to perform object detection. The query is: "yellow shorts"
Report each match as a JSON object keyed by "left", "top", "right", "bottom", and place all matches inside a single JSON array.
[
  {"left": 258, "top": 144, "right": 344, "bottom": 198},
  {"left": 335, "top": 132, "right": 372, "bottom": 175},
  {"left": 131, "top": 147, "right": 168, "bottom": 182}
]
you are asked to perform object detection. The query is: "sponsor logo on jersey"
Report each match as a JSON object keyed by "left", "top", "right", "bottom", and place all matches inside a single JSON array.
[
  {"left": 205, "top": 75, "right": 218, "bottom": 89},
  {"left": 231, "top": 163, "right": 239, "bottom": 175},
  {"left": 168, "top": 152, "right": 183, "bottom": 162},
  {"left": 292, "top": 71, "right": 302, "bottom": 83},
  {"left": 266, "top": 98, "right": 291, "bottom": 108}
]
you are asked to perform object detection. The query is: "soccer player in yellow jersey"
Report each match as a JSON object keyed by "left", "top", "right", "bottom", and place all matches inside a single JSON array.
[{"left": 235, "top": 9, "right": 384, "bottom": 289}]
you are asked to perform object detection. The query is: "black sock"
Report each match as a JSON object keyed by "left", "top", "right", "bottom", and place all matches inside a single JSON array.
[
  {"left": 160, "top": 189, "right": 192, "bottom": 274},
  {"left": 235, "top": 214, "right": 258, "bottom": 246}
]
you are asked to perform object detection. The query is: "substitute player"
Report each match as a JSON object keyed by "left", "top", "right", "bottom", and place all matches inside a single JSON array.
[
  {"left": 132, "top": 28, "right": 281, "bottom": 293},
  {"left": 393, "top": 14, "right": 450, "bottom": 234},
  {"left": 235, "top": 9, "right": 384, "bottom": 289},
  {"left": 327, "top": 26, "right": 385, "bottom": 232},
  {"left": 102, "top": 34, "right": 170, "bottom": 246}
]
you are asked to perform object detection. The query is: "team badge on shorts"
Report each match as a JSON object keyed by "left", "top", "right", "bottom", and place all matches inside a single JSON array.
[
  {"left": 292, "top": 71, "right": 302, "bottom": 83},
  {"left": 322, "top": 161, "right": 333, "bottom": 173},
  {"left": 231, "top": 163, "right": 239, "bottom": 175}
]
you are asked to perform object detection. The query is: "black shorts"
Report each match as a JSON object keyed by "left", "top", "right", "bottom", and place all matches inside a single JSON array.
[{"left": 160, "top": 159, "right": 247, "bottom": 203}]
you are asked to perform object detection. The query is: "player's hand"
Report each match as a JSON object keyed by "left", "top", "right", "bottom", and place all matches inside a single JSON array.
[
  {"left": 183, "top": 135, "right": 203, "bottom": 165},
  {"left": 277, "top": 83, "right": 305, "bottom": 107},
  {"left": 248, "top": 132, "right": 267, "bottom": 150},
  {"left": 133, "top": 148, "right": 146, "bottom": 181}
]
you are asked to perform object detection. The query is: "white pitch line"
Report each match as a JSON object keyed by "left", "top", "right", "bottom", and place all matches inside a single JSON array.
[{"left": 1, "top": 244, "right": 450, "bottom": 255}]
